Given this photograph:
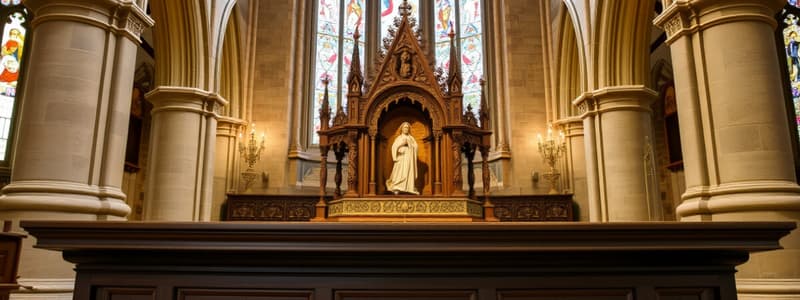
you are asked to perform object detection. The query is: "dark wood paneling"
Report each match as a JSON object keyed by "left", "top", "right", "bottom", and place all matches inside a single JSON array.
[
  {"left": 95, "top": 287, "right": 156, "bottom": 300},
  {"left": 20, "top": 221, "right": 797, "bottom": 300},
  {"left": 656, "top": 288, "right": 716, "bottom": 300},
  {"left": 498, "top": 289, "right": 633, "bottom": 300},
  {"left": 178, "top": 289, "right": 313, "bottom": 300},
  {"left": 336, "top": 290, "right": 476, "bottom": 300}
]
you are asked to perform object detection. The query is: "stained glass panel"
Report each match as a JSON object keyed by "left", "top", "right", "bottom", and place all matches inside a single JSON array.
[
  {"left": 380, "top": 0, "right": 418, "bottom": 46},
  {"left": 312, "top": 0, "right": 341, "bottom": 144},
  {"left": 434, "top": 0, "right": 454, "bottom": 72},
  {"left": 341, "top": 0, "right": 365, "bottom": 100},
  {"left": 460, "top": 0, "right": 483, "bottom": 112},
  {"left": 785, "top": 13, "right": 800, "bottom": 141},
  {"left": 0, "top": 8, "right": 25, "bottom": 160},
  {"left": 791, "top": 0, "right": 800, "bottom": 9}
]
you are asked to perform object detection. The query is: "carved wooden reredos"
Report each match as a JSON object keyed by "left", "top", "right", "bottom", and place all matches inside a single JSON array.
[{"left": 317, "top": 0, "right": 492, "bottom": 200}]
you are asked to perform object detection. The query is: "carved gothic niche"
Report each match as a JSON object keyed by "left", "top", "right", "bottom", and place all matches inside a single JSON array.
[{"left": 377, "top": 98, "right": 434, "bottom": 195}]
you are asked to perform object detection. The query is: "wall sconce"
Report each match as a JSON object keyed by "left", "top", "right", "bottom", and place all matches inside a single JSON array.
[
  {"left": 239, "top": 123, "right": 265, "bottom": 191},
  {"left": 537, "top": 123, "right": 566, "bottom": 194}
]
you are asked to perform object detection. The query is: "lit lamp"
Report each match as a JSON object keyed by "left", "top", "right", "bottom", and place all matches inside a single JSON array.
[
  {"left": 239, "top": 123, "right": 265, "bottom": 191},
  {"left": 537, "top": 123, "right": 566, "bottom": 194}
]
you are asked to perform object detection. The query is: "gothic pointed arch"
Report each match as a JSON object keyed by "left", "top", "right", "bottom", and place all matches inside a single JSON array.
[
  {"left": 555, "top": 3, "right": 584, "bottom": 119},
  {"left": 149, "top": 0, "right": 205, "bottom": 88},
  {"left": 595, "top": 0, "right": 655, "bottom": 87},
  {"left": 219, "top": 7, "right": 244, "bottom": 119}
]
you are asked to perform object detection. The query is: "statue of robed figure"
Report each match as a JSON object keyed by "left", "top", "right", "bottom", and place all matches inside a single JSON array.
[{"left": 386, "top": 122, "right": 419, "bottom": 195}]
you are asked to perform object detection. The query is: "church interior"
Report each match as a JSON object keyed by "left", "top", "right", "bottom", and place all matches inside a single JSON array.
[{"left": 0, "top": 0, "right": 799, "bottom": 299}]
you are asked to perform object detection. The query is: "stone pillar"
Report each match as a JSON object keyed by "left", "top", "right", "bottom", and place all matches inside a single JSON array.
[
  {"left": 655, "top": 0, "right": 800, "bottom": 297},
  {"left": 143, "top": 87, "right": 226, "bottom": 221},
  {"left": 574, "top": 86, "right": 658, "bottom": 221},
  {"left": 0, "top": 0, "right": 152, "bottom": 295},
  {"left": 212, "top": 117, "right": 245, "bottom": 221},
  {"left": 555, "top": 117, "right": 589, "bottom": 221}
]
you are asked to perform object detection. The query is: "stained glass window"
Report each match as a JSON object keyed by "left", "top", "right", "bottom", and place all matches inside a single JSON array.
[
  {"left": 380, "top": 0, "right": 419, "bottom": 45},
  {"left": 791, "top": 0, "right": 800, "bottom": 9},
  {"left": 784, "top": 11, "right": 800, "bottom": 142},
  {"left": 312, "top": 0, "right": 364, "bottom": 144},
  {"left": 0, "top": 0, "right": 26, "bottom": 161},
  {"left": 434, "top": 0, "right": 484, "bottom": 113}
]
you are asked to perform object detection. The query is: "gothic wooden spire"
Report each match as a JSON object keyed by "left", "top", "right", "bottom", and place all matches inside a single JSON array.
[
  {"left": 347, "top": 26, "right": 363, "bottom": 95},
  {"left": 319, "top": 77, "right": 331, "bottom": 130},
  {"left": 479, "top": 78, "right": 490, "bottom": 130},
  {"left": 447, "top": 26, "right": 462, "bottom": 94}
]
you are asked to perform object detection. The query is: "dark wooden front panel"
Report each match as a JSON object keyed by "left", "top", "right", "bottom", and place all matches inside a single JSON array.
[
  {"left": 178, "top": 289, "right": 313, "bottom": 300},
  {"left": 95, "top": 287, "right": 156, "bottom": 300},
  {"left": 498, "top": 289, "right": 633, "bottom": 300},
  {"left": 656, "top": 288, "right": 717, "bottom": 300},
  {"left": 336, "top": 290, "right": 476, "bottom": 300}
]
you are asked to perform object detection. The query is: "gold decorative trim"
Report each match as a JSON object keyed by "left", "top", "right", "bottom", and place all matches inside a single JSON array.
[{"left": 328, "top": 198, "right": 483, "bottom": 217}]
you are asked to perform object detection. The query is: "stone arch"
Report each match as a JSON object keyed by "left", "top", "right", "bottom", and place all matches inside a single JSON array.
[
  {"left": 219, "top": 7, "right": 244, "bottom": 119},
  {"left": 594, "top": 0, "right": 655, "bottom": 87},
  {"left": 555, "top": 2, "right": 585, "bottom": 119},
  {"left": 150, "top": 0, "right": 205, "bottom": 88}
]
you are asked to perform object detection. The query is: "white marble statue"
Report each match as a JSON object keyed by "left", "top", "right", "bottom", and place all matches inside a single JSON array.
[{"left": 386, "top": 122, "right": 419, "bottom": 195}]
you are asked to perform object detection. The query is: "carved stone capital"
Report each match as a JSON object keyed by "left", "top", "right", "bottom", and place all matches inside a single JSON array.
[{"left": 654, "top": 0, "right": 784, "bottom": 44}]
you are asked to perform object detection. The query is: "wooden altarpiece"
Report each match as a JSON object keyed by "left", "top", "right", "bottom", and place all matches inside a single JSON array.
[{"left": 315, "top": 2, "right": 496, "bottom": 222}]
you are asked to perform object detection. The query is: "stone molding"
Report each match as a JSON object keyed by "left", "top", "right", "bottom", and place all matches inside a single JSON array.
[
  {"left": 146, "top": 86, "right": 229, "bottom": 117},
  {"left": 0, "top": 180, "right": 130, "bottom": 216},
  {"left": 26, "top": 0, "right": 153, "bottom": 43},
  {"left": 654, "top": 0, "right": 784, "bottom": 45},
  {"left": 572, "top": 85, "right": 658, "bottom": 119}
]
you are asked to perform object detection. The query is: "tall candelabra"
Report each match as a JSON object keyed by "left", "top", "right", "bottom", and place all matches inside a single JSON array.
[
  {"left": 537, "top": 123, "right": 566, "bottom": 194},
  {"left": 239, "top": 123, "right": 265, "bottom": 191}
]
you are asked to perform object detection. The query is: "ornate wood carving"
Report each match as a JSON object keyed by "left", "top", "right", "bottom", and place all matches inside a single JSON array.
[
  {"left": 334, "top": 143, "right": 345, "bottom": 197},
  {"left": 465, "top": 144, "right": 476, "bottom": 198},
  {"left": 226, "top": 194, "right": 322, "bottom": 221},
  {"left": 491, "top": 194, "right": 574, "bottom": 221},
  {"left": 317, "top": 0, "right": 492, "bottom": 206}
]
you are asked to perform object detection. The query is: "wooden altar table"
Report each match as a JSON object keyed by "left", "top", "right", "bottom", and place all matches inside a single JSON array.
[{"left": 21, "top": 221, "right": 796, "bottom": 300}]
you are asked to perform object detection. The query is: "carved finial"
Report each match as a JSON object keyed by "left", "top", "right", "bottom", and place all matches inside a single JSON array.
[
  {"left": 319, "top": 76, "right": 331, "bottom": 130},
  {"left": 479, "top": 78, "right": 490, "bottom": 130},
  {"left": 347, "top": 26, "right": 364, "bottom": 95},
  {"left": 447, "top": 23, "right": 462, "bottom": 94},
  {"left": 399, "top": 0, "right": 411, "bottom": 17}
]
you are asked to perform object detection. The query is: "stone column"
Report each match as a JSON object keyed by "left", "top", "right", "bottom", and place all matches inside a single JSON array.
[
  {"left": 143, "top": 87, "right": 226, "bottom": 221},
  {"left": 212, "top": 117, "right": 245, "bottom": 221},
  {"left": 574, "top": 86, "right": 658, "bottom": 221},
  {"left": 555, "top": 117, "right": 589, "bottom": 221},
  {"left": 655, "top": 0, "right": 800, "bottom": 297},
  {"left": 0, "top": 0, "right": 152, "bottom": 295}
]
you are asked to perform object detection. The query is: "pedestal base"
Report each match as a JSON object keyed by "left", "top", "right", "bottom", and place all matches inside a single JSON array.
[{"left": 327, "top": 197, "right": 484, "bottom": 222}]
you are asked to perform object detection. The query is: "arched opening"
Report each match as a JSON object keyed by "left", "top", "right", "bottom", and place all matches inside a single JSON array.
[{"left": 377, "top": 98, "right": 434, "bottom": 195}]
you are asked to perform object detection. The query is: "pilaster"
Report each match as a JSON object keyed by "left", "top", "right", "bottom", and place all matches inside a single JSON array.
[
  {"left": 554, "top": 116, "right": 588, "bottom": 221},
  {"left": 213, "top": 117, "right": 246, "bottom": 221}
]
